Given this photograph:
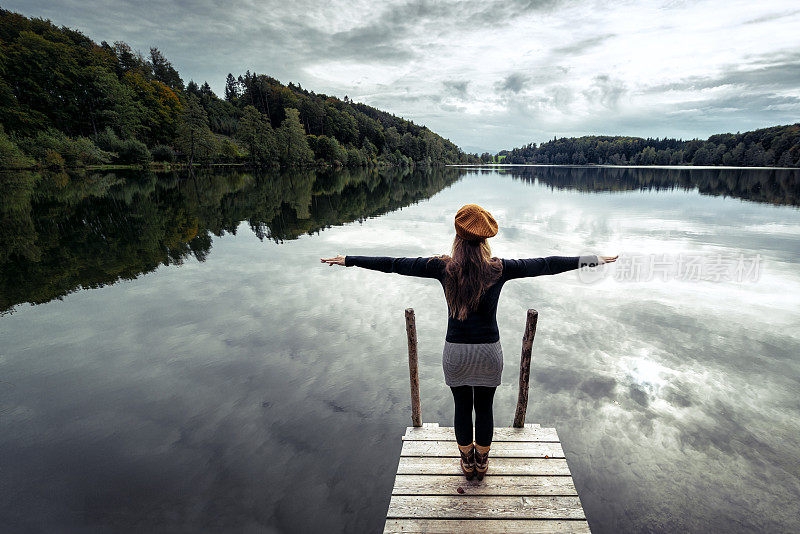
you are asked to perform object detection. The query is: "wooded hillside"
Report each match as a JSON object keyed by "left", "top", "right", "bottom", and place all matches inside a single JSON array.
[
  {"left": 0, "top": 9, "right": 478, "bottom": 169},
  {"left": 489, "top": 125, "right": 800, "bottom": 167}
]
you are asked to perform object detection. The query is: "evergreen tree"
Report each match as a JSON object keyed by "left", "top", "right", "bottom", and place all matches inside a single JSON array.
[
  {"left": 176, "top": 96, "right": 216, "bottom": 165},
  {"left": 199, "top": 82, "right": 214, "bottom": 97},
  {"left": 277, "top": 108, "right": 313, "bottom": 166},
  {"left": 149, "top": 47, "right": 184, "bottom": 91},
  {"left": 225, "top": 73, "right": 240, "bottom": 102},
  {"left": 236, "top": 105, "right": 276, "bottom": 166}
]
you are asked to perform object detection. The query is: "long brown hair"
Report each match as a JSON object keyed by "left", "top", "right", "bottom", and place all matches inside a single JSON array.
[{"left": 430, "top": 235, "right": 503, "bottom": 320}]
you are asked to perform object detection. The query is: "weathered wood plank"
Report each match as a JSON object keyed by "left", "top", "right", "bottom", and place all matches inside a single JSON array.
[
  {"left": 401, "top": 440, "right": 565, "bottom": 458},
  {"left": 386, "top": 495, "right": 585, "bottom": 520},
  {"left": 403, "top": 426, "right": 559, "bottom": 442},
  {"left": 383, "top": 518, "right": 591, "bottom": 533},
  {"left": 391, "top": 474, "right": 577, "bottom": 496},
  {"left": 387, "top": 423, "right": 588, "bottom": 530},
  {"left": 396, "top": 457, "right": 571, "bottom": 476},
  {"left": 405, "top": 308, "right": 422, "bottom": 427},
  {"left": 514, "top": 309, "right": 539, "bottom": 427}
]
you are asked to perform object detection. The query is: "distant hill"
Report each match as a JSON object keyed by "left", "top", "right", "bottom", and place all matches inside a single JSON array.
[
  {"left": 0, "top": 8, "right": 479, "bottom": 169},
  {"left": 487, "top": 124, "right": 800, "bottom": 167}
]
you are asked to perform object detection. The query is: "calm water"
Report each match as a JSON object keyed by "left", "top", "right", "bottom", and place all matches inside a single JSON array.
[{"left": 1, "top": 165, "right": 799, "bottom": 533}]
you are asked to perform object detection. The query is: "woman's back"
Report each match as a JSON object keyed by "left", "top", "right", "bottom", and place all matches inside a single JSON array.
[{"left": 442, "top": 272, "right": 505, "bottom": 343}]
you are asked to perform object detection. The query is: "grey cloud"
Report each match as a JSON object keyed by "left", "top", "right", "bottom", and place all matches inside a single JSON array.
[
  {"left": 497, "top": 72, "right": 530, "bottom": 93},
  {"left": 662, "top": 383, "right": 695, "bottom": 408},
  {"left": 742, "top": 9, "right": 800, "bottom": 25},
  {"left": 365, "top": 88, "right": 443, "bottom": 109},
  {"left": 468, "top": 0, "right": 565, "bottom": 24},
  {"left": 553, "top": 33, "right": 616, "bottom": 55},
  {"left": 443, "top": 80, "right": 470, "bottom": 97},
  {"left": 645, "top": 50, "right": 800, "bottom": 93},
  {"left": 304, "top": 0, "right": 566, "bottom": 64},
  {"left": 317, "top": 1, "right": 453, "bottom": 63},
  {"left": 583, "top": 74, "right": 626, "bottom": 109},
  {"left": 580, "top": 376, "right": 618, "bottom": 400},
  {"left": 628, "top": 385, "right": 650, "bottom": 407},
  {"left": 324, "top": 28, "right": 416, "bottom": 62},
  {"left": 534, "top": 366, "right": 619, "bottom": 401},
  {"left": 504, "top": 84, "right": 574, "bottom": 115},
  {"left": 663, "top": 92, "right": 800, "bottom": 130},
  {"left": 549, "top": 85, "right": 574, "bottom": 109}
]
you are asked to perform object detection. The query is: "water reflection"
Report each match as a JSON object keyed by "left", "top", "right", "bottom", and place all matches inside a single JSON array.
[
  {"left": 0, "top": 167, "right": 461, "bottom": 314},
  {"left": 1, "top": 166, "right": 799, "bottom": 533},
  {"left": 3, "top": 166, "right": 799, "bottom": 316},
  {"left": 491, "top": 165, "right": 800, "bottom": 206}
]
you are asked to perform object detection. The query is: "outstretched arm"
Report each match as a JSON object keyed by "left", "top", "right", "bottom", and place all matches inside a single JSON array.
[
  {"left": 321, "top": 255, "right": 443, "bottom": 279},
  {"left": 503, "top": 254, "right": 618, "bottom": 280}
]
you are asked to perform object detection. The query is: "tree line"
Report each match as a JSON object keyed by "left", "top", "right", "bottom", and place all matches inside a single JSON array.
[
  {"left": 486, "top": 124, "right": 800, "bottom": 167},
  {"left": 0, "top": 9, "right": 479, "bottom": 170}
]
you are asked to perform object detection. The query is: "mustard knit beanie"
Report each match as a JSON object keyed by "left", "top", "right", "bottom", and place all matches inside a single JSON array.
[{"left": 454, "top": 204, "right": 498, "bottom": 240}]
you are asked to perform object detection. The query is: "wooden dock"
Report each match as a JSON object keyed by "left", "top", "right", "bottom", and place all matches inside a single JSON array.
[
  {"left": 387, "top": 308, "right": 592, "bottom": 532},
  {"left": 383, "top": 422, "right": 589, "bottom": 533}
]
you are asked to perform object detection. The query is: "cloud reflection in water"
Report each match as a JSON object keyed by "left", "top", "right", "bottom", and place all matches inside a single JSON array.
[{"left": 1, "top": 167, "right": 799, "bottom": 532}]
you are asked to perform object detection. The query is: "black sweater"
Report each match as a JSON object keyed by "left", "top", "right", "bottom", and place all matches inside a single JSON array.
[{"left": 344, "top": 255, "right": 600, "bottom": 343}]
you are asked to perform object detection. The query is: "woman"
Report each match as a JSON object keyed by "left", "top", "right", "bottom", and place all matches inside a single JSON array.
[{"left": 321, "top": 204, "right": 617, "bottom": 480}]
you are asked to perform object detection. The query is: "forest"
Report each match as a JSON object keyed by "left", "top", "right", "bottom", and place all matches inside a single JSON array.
[
  {"left": 0, "top": 9, "right": 478, "bottom": 170},
  {"left": 488, "top": 124, "right": 800, "bottom": 167}
]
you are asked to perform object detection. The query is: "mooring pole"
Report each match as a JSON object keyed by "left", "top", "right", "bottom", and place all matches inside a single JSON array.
[
  {"left": 513, "top": 309, "right": 539, "bottom": 428},
  {"left": 405, "top": 308, "right": 422, "bottom": 427}
]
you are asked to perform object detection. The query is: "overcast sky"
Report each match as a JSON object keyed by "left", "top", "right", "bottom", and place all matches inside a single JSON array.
[{"left": 7, "top": 0, "right": 800, "bottom": 153}]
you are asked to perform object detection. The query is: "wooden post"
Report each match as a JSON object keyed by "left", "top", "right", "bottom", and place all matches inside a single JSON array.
[
  {"left": 405, "top": 308, "right": 422, "bottom": 427},
  {"left": 513, "top": 309, "right": 539, "bottom": 428}
]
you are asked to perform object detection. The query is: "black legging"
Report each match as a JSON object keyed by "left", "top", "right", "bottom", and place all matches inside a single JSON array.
[{"left": 450, "top": 385, "right": 497, "bottom": 447}]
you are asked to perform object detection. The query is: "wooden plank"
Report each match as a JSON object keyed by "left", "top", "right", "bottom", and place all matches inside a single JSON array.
[
  {"left": 384, "top": 518, "right": 591, "bottom": 533},
  {"left": 401, "top": 440, "right": 565, "bottom": 458},
  {"left": 386, "top": 423, "right": 589, "bottom": 531},
  {"left": 396, "top": 457, "right": 571, "bottom": 476},
  {"left": 386, "top": 495, "right": 585, "bottom": 520},
  {"left": 403, "top": 426, "right": 559, "bottom": 442},
  {"left": 514, "top": 309, "right": 539, "bottom": 427},
  {"left": 405, "top": 308, "right": 421, "bottom": 427},
  {"left": 391, "top": 475, "right": 577, "bottom": 496}
]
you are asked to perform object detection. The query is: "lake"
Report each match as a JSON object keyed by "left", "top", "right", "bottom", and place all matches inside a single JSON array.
[{"left": 1, "top": 165, "right": 799, "bottom": 533}]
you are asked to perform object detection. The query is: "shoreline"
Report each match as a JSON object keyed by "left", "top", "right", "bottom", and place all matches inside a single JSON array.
[
  {"left": 448, "top": 163, "right": 800, "bottom": 170},
  {"left": 4, "top": 162, "right": 799, "bottom": 172},
  {"left": 0, "top": 161, "right": 446, "bottom": 172}
]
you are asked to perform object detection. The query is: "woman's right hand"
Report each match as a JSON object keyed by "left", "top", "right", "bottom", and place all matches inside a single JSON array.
[
  {"left": 599, "top": 255, "right": 619, "bottom": 264},
  {"left": 321, "top": 254, "right": 346, "bottom": 266}
]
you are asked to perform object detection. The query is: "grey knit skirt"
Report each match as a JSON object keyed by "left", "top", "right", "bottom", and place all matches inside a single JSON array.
[{"left": 442, "top": 340, "right": 504, "bottom": 387}]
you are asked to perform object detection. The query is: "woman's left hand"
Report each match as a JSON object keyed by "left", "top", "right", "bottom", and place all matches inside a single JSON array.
[{"left": 321, "top": 254, "right": 346, "bottom": 266}]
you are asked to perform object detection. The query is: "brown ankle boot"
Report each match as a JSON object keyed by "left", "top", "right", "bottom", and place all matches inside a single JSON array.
[
  {"left": 458, "top": 443, "right": 475, "bottom": 480},
  {"left": 474, "top": 443, "right": 490, "bottom": 480}
]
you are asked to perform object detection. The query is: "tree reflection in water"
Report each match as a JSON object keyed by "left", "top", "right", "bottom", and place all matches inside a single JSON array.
[{"left": 1, "top": 165, "right": 798, "bottom": 314}]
